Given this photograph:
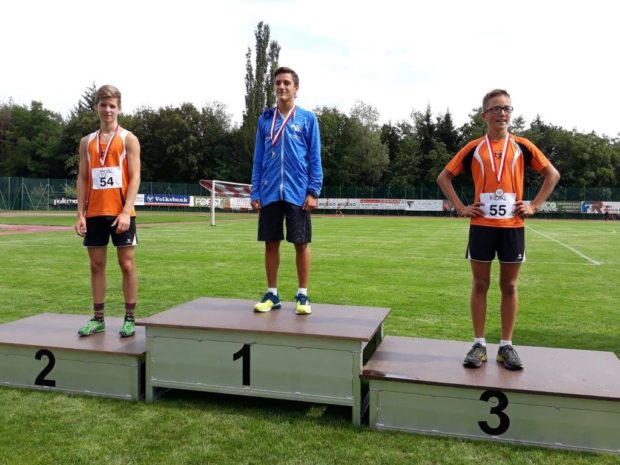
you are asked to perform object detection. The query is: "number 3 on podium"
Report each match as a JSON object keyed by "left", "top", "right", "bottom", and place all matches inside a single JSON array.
[{"left": 478, "top": 390, "right": 510, "bottom": 435}]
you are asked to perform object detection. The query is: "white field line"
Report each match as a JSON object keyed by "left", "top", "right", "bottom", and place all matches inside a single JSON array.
[{"left": 526, "top": 225, "right": 601, "bottom": 266}]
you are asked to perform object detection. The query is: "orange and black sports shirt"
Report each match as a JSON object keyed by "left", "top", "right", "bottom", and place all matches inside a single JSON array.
[{"left": 445, "top": 134, "right": 550, "bottom": 228}]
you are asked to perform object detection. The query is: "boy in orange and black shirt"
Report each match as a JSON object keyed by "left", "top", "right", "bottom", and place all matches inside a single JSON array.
[
  {"left": 437, "top": 89, "right": 560, "bottom": 370},
  {"left": 75, "top": 85, "right": 141, "bottom": 338}
]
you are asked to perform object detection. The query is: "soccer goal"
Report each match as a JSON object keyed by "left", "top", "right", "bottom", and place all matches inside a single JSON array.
[{"left": 199, "top": 179, "right": 252, "bottom": 226}]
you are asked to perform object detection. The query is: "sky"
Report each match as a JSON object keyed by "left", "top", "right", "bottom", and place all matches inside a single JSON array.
[{"left": 2, "top": 0, "right": 620, "bottom": 137}]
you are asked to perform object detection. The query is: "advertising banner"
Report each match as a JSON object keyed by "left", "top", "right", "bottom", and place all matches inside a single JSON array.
[
  {"left": 536, "top": 200, "right": 581, "bottom": 213},
  {"left": 49, "top": 197, "right": 78, "bottom": 207},
  {"left": 144, "top": 194, "right": 191, "bottom": 207},
  {"left": 229, "top": 197, "right": 251, "bottom": 209},
  {"left": 404, "top": 199, "right": 444, "bottom": 212},
  {"left": 359, "top": 198, "right": 405, "bottom": 210},
  {"left": 192, "top": 196, "right": 222, "bottom": 208},
  {"left": 318, "top": 198, "right": 361, "bottom": 210},
  {"left": 581, "top": 201, "right": 620, "bottom": 214}
]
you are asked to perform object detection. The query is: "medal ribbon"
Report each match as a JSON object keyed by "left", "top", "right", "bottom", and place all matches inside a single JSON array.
[
  {"left": 96, "top": 125, "right": 119, "bottom": 166},
  {"left": 270, "top": 105, "right": 296, "bottom": 146},
  {"left": 485, "top": 133, "right": 509, "bottom": 185}
]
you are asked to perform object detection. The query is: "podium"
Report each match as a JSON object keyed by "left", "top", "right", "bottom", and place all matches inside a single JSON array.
[
  {"left": 0, "top": 313, "right": 145, "bottom": 400},
  {"left": 138, "top": 297, "right": 389, "bottom": 424},
  {"left": 362, "top": 336, "right": 620, "bottom": 453}
]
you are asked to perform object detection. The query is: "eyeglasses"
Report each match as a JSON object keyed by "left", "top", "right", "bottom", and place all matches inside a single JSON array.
[{"left": 483, "top": 105, "right": 513, "bottom": 114}]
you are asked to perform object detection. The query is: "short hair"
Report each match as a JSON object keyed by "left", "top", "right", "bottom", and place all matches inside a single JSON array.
[
  {"left": 482, "top": 89, "right": 510, "bottom": 111},
  {"left": 274, "top": 67, "right": 299, "bottom": 87},
  {"left": 95, "top": 85, "right": 122, "bottom": 106}
]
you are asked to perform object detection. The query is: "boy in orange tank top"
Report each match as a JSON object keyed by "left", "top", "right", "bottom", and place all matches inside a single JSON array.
[
  {"left": 74, "top": 85, "right": 141, "bottom": 337},
  {"left": 437, "top": 89, "right": 560, "bottom": 370}
]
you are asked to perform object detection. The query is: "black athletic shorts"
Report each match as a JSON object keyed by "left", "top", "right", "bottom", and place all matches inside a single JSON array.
[
  {"left": 466, "top": 225, "right": 524, "bottom": 263},
  {"left": 84, "top": 216, "right": 138, "bottom": 247},
  {"left": 258, "top": 201, "right": 311, "bottom": 244}
]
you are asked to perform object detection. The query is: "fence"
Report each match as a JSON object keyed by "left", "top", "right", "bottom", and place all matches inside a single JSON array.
[{"left": 1, "top": 177, "right": 619, "bottom": 217}]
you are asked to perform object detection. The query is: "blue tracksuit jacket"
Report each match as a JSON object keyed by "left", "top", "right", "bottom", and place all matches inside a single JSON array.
[{"left": 251, "top": 105, "right": 323, "bottom": 207}]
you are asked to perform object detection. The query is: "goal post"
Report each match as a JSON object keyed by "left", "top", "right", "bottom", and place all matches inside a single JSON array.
[{"left": 198, "top": 180, "right": 252, "bottom": 226}]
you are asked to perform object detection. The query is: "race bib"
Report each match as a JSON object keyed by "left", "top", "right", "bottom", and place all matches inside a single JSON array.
[
  {"left": 92, "top": 167, "right": 123, "bottom": 190},
  {"left": 480, "top": 190, "right": 516, "bottom": 219}
]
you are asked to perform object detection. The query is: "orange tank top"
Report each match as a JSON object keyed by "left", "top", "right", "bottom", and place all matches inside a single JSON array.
[{"left": 85, "top": 128, "right": 136, "bottom": 218}]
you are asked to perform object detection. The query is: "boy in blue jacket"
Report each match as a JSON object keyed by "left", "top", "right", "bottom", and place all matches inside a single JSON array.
[{"left": 250, "top": 66, "right": 323, "bottom": 315}]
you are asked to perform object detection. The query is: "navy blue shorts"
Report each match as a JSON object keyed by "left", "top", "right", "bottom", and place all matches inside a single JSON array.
[
  {"left": 84, "top": 216, "right": 138, "bottom": 248},
  {"left": 466, "top": 225, "right": 524, "bottom": 263},
  {"left": 258, "top": 201, "right": 311, "bottom": 244}
]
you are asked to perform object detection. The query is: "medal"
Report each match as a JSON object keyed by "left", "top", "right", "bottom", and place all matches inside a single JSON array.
[
  {"left": 495, "top": 188, "right": 504, "bottom": 197},
  {"left": 485, "top": 133, "right": 509, "bottom": 185},
  {"left": 270, "top": 105, "right": 296, "bottom": 146},
  {"left": 97, "top": 125, "right": 119, "bottom": 166}
]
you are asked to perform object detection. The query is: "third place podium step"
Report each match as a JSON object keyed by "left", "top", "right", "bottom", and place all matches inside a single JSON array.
[{"left": 362, "top": 336, "right": 620, "bottom": 453}]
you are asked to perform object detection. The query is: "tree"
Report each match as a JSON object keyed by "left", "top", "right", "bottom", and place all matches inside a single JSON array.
[
  {"left": 242, "top": 22, "right": 280, "bottom": 139},
  {"left": 315, "top": 106, "right": 349, "bottom": 187},
  {"left": 72, "top": 82, "right": 97, "bottom": 116},
  {"left": 131, "top": 104, "right": 203, "bottom": 182},
  {"left": 411, "top": 105, "right": 437, "bottom": 185},
  {"left": 199, "top": 101, "right": 236, "bottom": 181},
  {"left": 459, "top": 107, "right": 486, "bottom": 142},
  {"left": 341, "top": 102, "right": 389, "bottom": 186},
  {"left": 0, "top": 101, "right": 64, "bottom": 178},
  {"left": 435, "top": 110, "right": 461, "bottom": 155},
  {"left": 386, "top": 121, "right": 420, "bottom": 188},
  {"left": 60, "top": 83, "right": 101, "bottom": 177}
]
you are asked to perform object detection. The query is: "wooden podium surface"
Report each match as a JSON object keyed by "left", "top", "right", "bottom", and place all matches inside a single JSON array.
[
  {"left": 138, "top": 297, "right": 390, "bottom": 424},
  {"left": 362, "top": 336, "right": 620, "bottom": 400},
  {"left": 362, "top": 336, "right": 620, "bottom": 453},
  {"left": 0, "top": 313, "right": 145, "bottom": 355},
  {"left": 137, "top": 297, "right": 389, "bottom": 341},
  {"left": 0, "top": 313, "right": 145, "bottom": 400}
]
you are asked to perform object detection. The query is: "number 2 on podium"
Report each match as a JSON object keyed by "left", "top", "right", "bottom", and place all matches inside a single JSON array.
[{"left": 34, "top": 349, "right": 57, "bottom": 387}]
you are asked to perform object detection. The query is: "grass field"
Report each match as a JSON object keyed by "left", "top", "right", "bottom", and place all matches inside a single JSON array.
[{"left": 0, "top": 212, "right": 618, "bottom": 465}]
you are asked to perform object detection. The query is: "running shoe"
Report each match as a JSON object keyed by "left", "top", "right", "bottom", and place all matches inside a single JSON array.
[
  {"left": 254, "top": 292, "right": 281, "bottom": 312},
  {"left": 463, "top": 342, "right": 487, "bottom": 368},
  {"left": 294, "top": 294, "right": 311, "bottom": 315},
  {"left": 497, "top": 345, "right": 524, "bottom": 370},
  {"left": 78, "top": 318, "right": 105, "bottom": 337},
  {"left": 119, "top": 315, "right": 136, "bottom": 338}
]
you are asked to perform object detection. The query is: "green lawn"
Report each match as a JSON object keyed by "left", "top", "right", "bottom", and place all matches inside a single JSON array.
[{"left": 0, "top": 213, "right": 618, "bottom": 465}]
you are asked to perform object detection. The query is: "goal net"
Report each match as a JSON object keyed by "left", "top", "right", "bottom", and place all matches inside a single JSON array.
[{"left": 199, "top": 179, "right": 252, "bottom": 225}]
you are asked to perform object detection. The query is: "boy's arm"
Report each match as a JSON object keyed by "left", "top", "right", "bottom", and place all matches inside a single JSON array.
[
  {"left": 112, "top": 133, "right": 141, "bottom": 231},
  {"left": 437, "top": 169, "right": 484, "bottom": 217},
  {"left": 514, "top": 163, "right": 560, "bottom": 217},
  {"left": 250, "top": 122, "right": 265, "bottom": 210},
  {"left": 75, "top": 137, "right": 89, "bottom": 237}
]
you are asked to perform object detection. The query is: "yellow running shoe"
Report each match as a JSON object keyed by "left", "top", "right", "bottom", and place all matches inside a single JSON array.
[
  {"left": 294, "top": 294, "right": 311, "bottom": 315},
  {"left": 254, "top": 292, "right": 281, "bottom": 312}
]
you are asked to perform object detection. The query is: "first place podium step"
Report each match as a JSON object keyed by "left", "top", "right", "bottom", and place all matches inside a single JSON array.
[
  {"left": 0, "top": 313, "right": 146, "bottom": 400},
  {"left": 137, "top": 297, "right": 390, "bottom": 425}
]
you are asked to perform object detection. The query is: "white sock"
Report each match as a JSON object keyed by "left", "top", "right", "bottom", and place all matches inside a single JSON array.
[
  {"left": 499, "top": 339, "right": 512, "bottom": 347},
  {"left": 268, "top": 288, "right": 278, "bottom": 296},
  {"left": 297, "top": 288, "right": 308, "bottom": 296},
  {"left": 474, "top": 337, "right": 486, "bottom": 347}
]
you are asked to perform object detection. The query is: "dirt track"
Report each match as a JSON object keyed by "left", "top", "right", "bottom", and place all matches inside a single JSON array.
[{"left": 0, "top": 224, "right": 73, "bottom": 236}]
